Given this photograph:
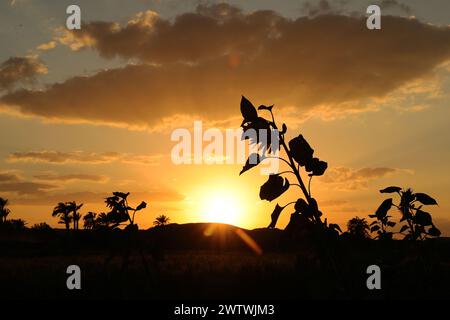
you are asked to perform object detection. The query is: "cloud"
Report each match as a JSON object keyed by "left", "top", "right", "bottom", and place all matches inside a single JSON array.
[
  {"left": 7, "top": 151, "right": 162, "bottom": 166},
  {"left": 33, "top": 173, "right": 108, "bottom": 183},
  {"left": 1, "top": 4, "right": 450, "bottom": 129},
  {"left": 36, "top": 41, "right": 57, "bottom": 51},
  {"left": 0, "top": 169, "right": 58, "bottom": 196},
  {"left": 379, "top": 0, "right": 412, "bottom": 15},
  {"left": 0, "top": 56, "right": 47, "bottom": 92},
  {"left": 0, "top": 171, "right": 21, "bottom": 183},
  {"left": 320, "top": 167, "right": 401, "bottom": 190}
]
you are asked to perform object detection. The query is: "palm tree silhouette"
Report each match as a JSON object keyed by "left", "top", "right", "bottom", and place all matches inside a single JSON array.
[
  {"left": 83, "top": 211, "right": 97, "bottom": 230},
  {"left": 52, "top": 201, "right": 83, "bottom": 230},
  {"left": 52, "top": 202, "right": 72, "bottom": 230},
  {"left": 0, "top": 197, "right": 11, "bottom": 224},
  {"left": 67, "top": 201, "right": 83, "bottom": 230},
  {"left": 153, "top": 214, "right": 170, "bottom": 227}
]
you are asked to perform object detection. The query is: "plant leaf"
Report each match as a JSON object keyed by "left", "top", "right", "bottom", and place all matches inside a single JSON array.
[
  {"left": 427, "top": 226, "right": 441, "bottom": 237},
  {"left": 136, "top": 201, "right": 147, "bottom": 211},
  {"left": 413, "top": 209, "right": 433, "bottom": 226},
  {"left": 399, "top": 225, "right": 409, "bottom": 233},
  {"left": 415, "top": 193, "right": 438, "bottom": 206},
  {"left": 375, "top": 198, "right": 392, "bottom": 219},
  {"left": 240, "top": 96, "right": 258, "bottom": 123},
  {"left": 240, "top": 153, "right": 262, "bottom": 175},
  {"left": 268, "top": 204, "right": 284, "bottom": 229},
  {"left": 387, "top": 221, "right": 396, "bottom": 228},
  {"left": 258, "top": 105, "right": 273, "bottom": 112},
  {"left": 288, "top": 135, "right": 314, "bottom": 166},
  {"left": 380, "top": 186, "right": 402, "bottom": 194},
  {"left": 259, "top": 174, "right": 290, "bottom": 201}
]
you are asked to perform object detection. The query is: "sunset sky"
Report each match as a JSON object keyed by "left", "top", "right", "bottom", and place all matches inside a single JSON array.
[{"left": 0, "top": 0, "right": 449, "bottom": 234}]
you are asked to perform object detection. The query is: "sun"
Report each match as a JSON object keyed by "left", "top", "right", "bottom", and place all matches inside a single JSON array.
[{"left": 202, "top": 191, "right": 241, "bottom": 225}]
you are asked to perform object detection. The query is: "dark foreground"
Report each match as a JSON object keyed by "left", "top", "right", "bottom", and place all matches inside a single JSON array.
[{"left": 1, "top": 223, "right": 449, "bottom": 299}]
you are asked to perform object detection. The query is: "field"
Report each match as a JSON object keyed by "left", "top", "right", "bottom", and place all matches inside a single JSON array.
[{"left": 1, "top": 223, "right": 450, "bottom": 300}]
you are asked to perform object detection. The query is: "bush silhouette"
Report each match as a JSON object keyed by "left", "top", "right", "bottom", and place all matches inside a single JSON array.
[
  {"left": 238, "top": 96, "right": 341, "bottom": 237},
  {"left": 346, "top": 217, "right": 371, "bottom": 240},
  {"left": 370, "top": 186, "right": 441, "bottom": 240}
]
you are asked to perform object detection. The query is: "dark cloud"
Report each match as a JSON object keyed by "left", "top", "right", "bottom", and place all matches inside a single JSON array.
[
  {"left": 7, "top": 151, "right": 162, "bottom": 165},
  {"left": 301, "top": 0, "right": 345, "bottom": 17},
  {"left": 379, "top": 0, "right": 412, "bottom": 15},
  {"left": 0, "top": 172, "right": 21, "bottom": 183},
  {"left": 33, "top": 173, "right": 108, "bottom": 183},
  {"left": 1, "top": 4, "right": 450, "bottom": 129},
  {"left": 0, "top": 56, "right": 47, "bottom": 92},
  {"left": 321, "top": 167, "right": 399, "bottom": 190},
  {"left": 0, "top": 181, "right": 57, "bottom": 195}
]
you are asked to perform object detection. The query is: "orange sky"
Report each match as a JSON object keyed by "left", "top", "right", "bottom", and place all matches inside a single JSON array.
[{"left": 0, "top": 0, "right": 449, "bottom": 234}]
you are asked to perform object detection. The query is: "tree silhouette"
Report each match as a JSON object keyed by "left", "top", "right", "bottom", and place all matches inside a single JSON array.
[
  {"left": 52, "top": 202, "right": 72, "bottom": 230},
  {"left": 83, "top": 211, "right": 97, "bottom": 230},
  {"left": 238, "top": 96, "right": 341, "bottom": 236},
  {"left": 67, "top": 201, "right": 83, "bottom": 230},
  {"left": 154, "top": 214, "right": 170, "bottom": 227},
  {"left": 346, "top": 217, "right": 370, "bottom": 240},
  {"left": 51, "top": 201, "right": 83, "bottom": 230},
  {"left": 0, "top": 197, "right": 11, "bottom": 224},
  {"left": 8, "top": 219, "right": 27, "bottom": 230},
  {"left": 370, "top": 186, "right": 441, "bottom": 240}
]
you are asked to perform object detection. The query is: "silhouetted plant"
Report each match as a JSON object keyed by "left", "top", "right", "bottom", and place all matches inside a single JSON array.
[
  {"left": 0, "top": 197, "right": 11, "bottom": 223},
  {"left": 31, "top": 222, "right": 52, "bottom": 231},
  {"left": 238, "top": 96, "right": 341, "bottom": 236},
  {"left": 103, "top": 192, "right": 147, "bottom": 229},
  {"left": 370, "top": 186, "right": 440, "bottom": 240},
  {"left": 154, "top": 214, "right": 170, "bottom": 227},
  {"left": 83, "top": 212, "right": 97, "bottom": 230},
  {"left": 52, "top": 202, "right": 72, "bottom": 230},
  {"left": 346, "top": 217, "right": 371, "bottom": 240},
  {"left": 8, "top": 219, "right": 27, "bottom": 230},
  {"left": 51, "top": 201, "right": 83, "bottom": 230},
  {"left": 67, "top": 201, "right": 83, "bottom": 230}
]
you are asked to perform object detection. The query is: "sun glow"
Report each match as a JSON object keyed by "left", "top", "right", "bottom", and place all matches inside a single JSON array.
[{"left": 202, "top": 191, "right": 241, "bottom": 225}]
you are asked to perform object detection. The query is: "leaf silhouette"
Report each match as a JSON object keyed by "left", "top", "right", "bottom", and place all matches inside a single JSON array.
[
  {"left": 375, "top": 198, "right": 392, "bottom": 219},
  {"left": 387, "top": 221, "right": 396, "bottom": 227},
  {"left": 415, "top": 193, "right": 438, "bottom": 205},
  {"left": 268, "top": 204, "right": 284, "bottom": 229},
  {"left": 414, "top": 210, "right": 432, "bottom": 226},
  {"left": 305, "top": 157, "right": 328, "bottom": 176},
  {"left": 294, "top": 198, "right": 309, "bottom": 213},
  {"left": 240, "top": 153, "right": 262, "bottom": 175},
  {"left": 329, "top": 223, "right": 342, "bottom": 233},
  {"left": 113, "top": 192, "right": 130, "bottom": 200},
  {"left": 136, "top": 201, "right": 147, "bottom": 211},
  {"left": 428, "top": 226, "right": 441, "bottom": 237},
  {"left": 240, "top": 96, "right": 258, "bottom": 123},
  {"left": 258, "top": 105, "right": 273, "bottom": 112},
  {"left": 259, "top": 174, "right": 290, "bottom": 201},
  {"left": 399, "top": 225, "right": 409, "bottom": 233},
  {"left": 288, "top": 135, "right": 314, "bottom": 166},
  {"left": 380, "top": 186, "right": 402, "bottom": 194}
]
